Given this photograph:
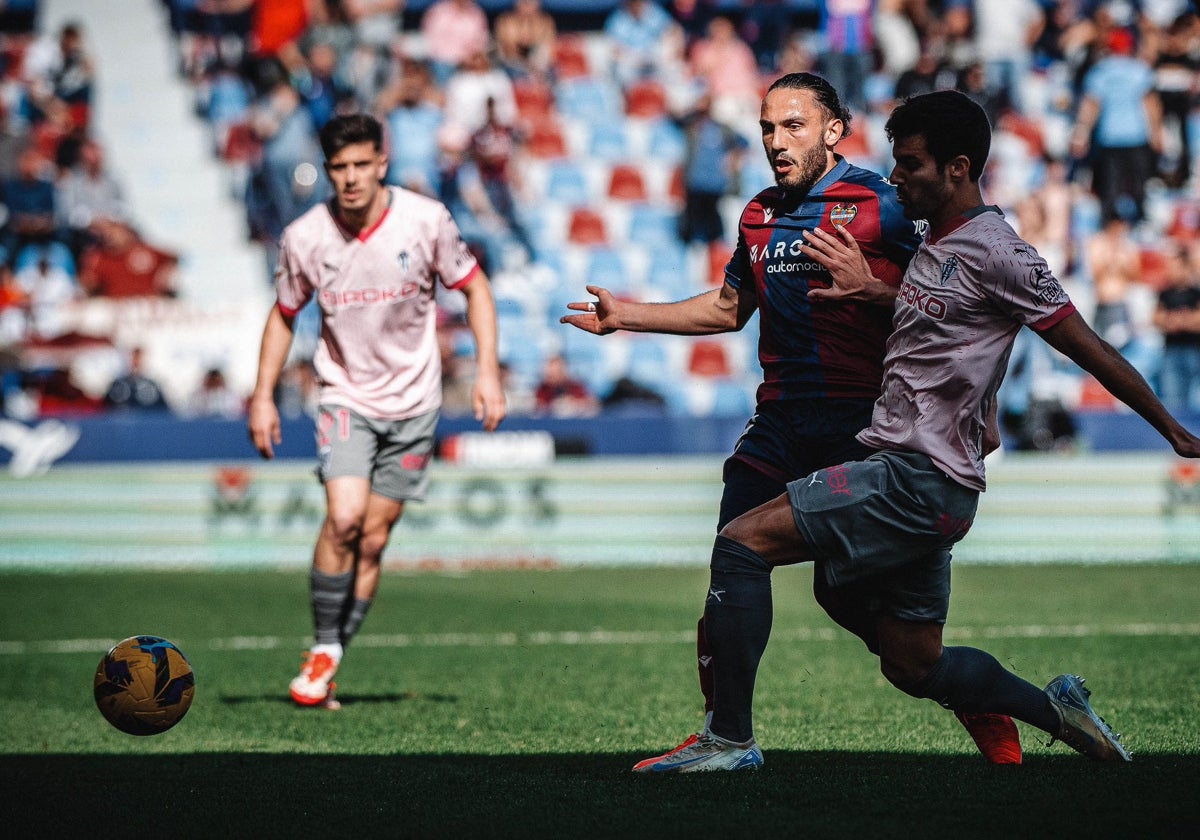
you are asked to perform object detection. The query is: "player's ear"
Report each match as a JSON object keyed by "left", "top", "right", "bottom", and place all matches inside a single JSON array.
[
  {"left": 825, "top": 118, "right": 844, "bottom": 147},
  {"left": 947, "top": 154, "right": 972, "bottom": 181}
]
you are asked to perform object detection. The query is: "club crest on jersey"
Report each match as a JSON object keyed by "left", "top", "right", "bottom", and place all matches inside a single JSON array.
[
  {"left": 397, "top": 250, "right": 410, "bottom": 272},
  {"left": 938, "top": 255, "right": 959, "bottom": 286},
  {"left": 829, "top": 203, "right": 857, "bottom": 227}
]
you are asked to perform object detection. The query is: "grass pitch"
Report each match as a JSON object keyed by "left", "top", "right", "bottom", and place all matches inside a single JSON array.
[{"left": 2, "top": 564, "right": 1198, "bottom": 838}]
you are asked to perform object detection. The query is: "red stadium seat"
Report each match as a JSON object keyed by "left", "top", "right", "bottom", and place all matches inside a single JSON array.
[
  {"left": 607, "top": 163, "right": 648, "bottom": 201},
  {"left": 554, "top": 35, "right": 591, "bottom": 79},
  {"left": 687, "top": 340, "right": 732, "bottom": 377},
  {"left": 526, "top": 118, "right": 568, "bottom": 159},
  {"left": 1138, "top": 247, "right": 1169, "bottom": 289},
  {"left": 514, "top": 79, "right": 555, "bottom": 124},
  {"left": 667, "top": 165, "right": 685, "bottom": 203},
  {"left": 707, "top": 241, "right": 733, "bottom": 285},
  {"left": 625, "top": 79, "right": 667, "bottom": 118},
  {"left": 1078, "top": 375, "right": 1118, "bottom": 410},
  {"left": 567, "top": 208, "right": 609, "bottom": 245}
]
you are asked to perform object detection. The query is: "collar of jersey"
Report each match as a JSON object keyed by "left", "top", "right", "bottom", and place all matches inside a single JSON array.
[{"left": 927, "top": 204, "right": 1002, "bottom": 245}]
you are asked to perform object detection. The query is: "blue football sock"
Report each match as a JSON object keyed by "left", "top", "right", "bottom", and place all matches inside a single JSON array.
[
  {"left": 901, "top": 645, "right": 1060, "bottom": 733},
  {"left": 704, "top": 535, "right": 774, "bottom": 744}
]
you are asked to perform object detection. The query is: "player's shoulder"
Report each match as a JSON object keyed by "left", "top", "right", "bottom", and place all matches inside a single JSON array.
[
  {"left": 828, "top": 161, "right": 899, "bottom": 200},
  {"left": 385, "top": 185, "right": 452, "bottom": 220},
  {"left": 740, "top": 185, "right": 788, "bottom": 227}
]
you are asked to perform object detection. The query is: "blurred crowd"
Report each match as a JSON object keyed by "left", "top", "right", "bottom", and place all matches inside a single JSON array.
[{"left": 3, "top": 1, "right": 1200, "bottom": 442}]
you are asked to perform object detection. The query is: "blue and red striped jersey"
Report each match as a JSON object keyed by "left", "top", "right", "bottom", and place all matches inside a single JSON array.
[{"left": 725, "top": 156, "right": 921, "bottom": 403}]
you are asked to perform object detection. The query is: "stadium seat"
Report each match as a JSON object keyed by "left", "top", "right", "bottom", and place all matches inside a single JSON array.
[
  {"left": 647, "top": 117, "right": 687, "bottom": 163},
  {"left": 585, "top": 246, "right": 633, "bottom": 294},
  {"left": 587, "top": 121, "right": 631, "bottom": 162},
  {"left": 707, "top": 241, "right": 734, "bottom": 285},
  {"left": 627, "top": 204, "right": 682, "bottom": 250},
  {"left": 14, "top": 241, "right": 77, "bottom": 278},
  {"left": 646, "top": 242, "right": 693, "bottom": 298},
  {"left": 545, "top": 160, "right": 592, "bottom": 205},
  {"left": 625, "top": 337, "right": 672, "bottom": 388},
  {"left": 567, "top": 207, "right": 608, "bottom": 245},
  {"left": 1138, "top": 247, "right": 1169, "bottom": 288},
  {"left": 556, "top": 76, "right": 621, "bottom": 122},
  {"left": 667, "top": 165, "right": 686, "bottom": 203},
  {"left": 607, "top": 163, "right": 648, "bottom": 201},
  {"left": 687, "top": 340, "right": 732, "bottom": 378},
  {"left": 625, "top": 79, "right": 667, "bottom": 118},
  {"left": 553, "top": 34, "right": 591, "bottom": 79},
  {"left": 1078, "top": 375, "right": 1119, "bottom": 410},
  {"left": 710, "top": 380, "right": 755, "bottom": 417},
  {"left": 526, "top": 118, "right": 568, "bottom": 159},
  {"left": 513, "top": 79, "right": 555, "bottom": 125}
]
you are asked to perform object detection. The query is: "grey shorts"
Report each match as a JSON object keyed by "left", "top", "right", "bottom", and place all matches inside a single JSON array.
[
  {"left": 315, "top": 405, "right": 438, "bottom": 502},
  {"left": 787, "top": 450, "right": 979, "bottom": 627}
]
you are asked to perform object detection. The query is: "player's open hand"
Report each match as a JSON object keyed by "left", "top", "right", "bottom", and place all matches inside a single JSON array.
[
  {"left": 801, "top": 226, "right": 884, "bottom": 304},
  {"left": 560, "top": 285, "right": 619, "bottom": 335},
  {"left": 248, "top": 398, "right": 281, "bottom": 459},
  {"left": 473, "top": 373, "right": 507, "bottom": 432}
]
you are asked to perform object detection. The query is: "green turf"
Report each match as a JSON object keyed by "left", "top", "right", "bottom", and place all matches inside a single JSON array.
[{"left": 1, "top": 564, "right": 1198, "bottom": 838}]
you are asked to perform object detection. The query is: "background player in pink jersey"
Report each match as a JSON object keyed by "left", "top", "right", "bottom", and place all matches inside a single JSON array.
[
  {"left": 248, "top": 114, "right": 506, "bottom": 709},
  {"left": 563, "top": 74, "right": 1019, "bottom": 765},
  {"left": 635, "top": 90, "right": 1200, "bottom": 773}
]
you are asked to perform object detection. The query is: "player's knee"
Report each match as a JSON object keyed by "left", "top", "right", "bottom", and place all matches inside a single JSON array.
[
  {"left": 358, "top": 527, "right": 390, "bottom": 562},
  {"left": 322, "top": 511, "right": 365, "bottom": 547},
  {"left": 880, "top": 655, "right": 929, "bottom": 692}
]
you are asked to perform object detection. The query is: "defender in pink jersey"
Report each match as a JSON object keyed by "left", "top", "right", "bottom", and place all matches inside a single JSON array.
[
  {"left": 249, "top": 114, "right": 506, "bottom": 708},
  {"left": 637, "top": 90, "right": 1200, "bottom": 772}
]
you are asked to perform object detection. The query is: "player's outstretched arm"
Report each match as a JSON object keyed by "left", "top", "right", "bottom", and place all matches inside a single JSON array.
[
  {"left": 1041, "top": 310, "right": 1200, "bottom": 457},
  {"left": 560, "top": 283, "right": 747, "bottom": 336},
  {"left": 801, "top": 225, "right": 898, "bottom": 306},
  {"left": 461, "top": 272, "right": 507, "bottom": 432},
  {"left": 248, "top": 305, "right": 295, "bottom": 459}
]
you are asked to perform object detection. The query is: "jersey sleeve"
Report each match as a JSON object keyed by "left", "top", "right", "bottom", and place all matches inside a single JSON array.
[
  {"left": 274, "top": 226, "right": 314, "bottom": 317},
  {"left": 434, "top": 204, "right": 481, "bottom": 290},
  {"left": 983, "top": 237, "right": 1076, "bottom": 330},
  {"left": 723, "top": 216, "right": 753, "bottom": 291}
]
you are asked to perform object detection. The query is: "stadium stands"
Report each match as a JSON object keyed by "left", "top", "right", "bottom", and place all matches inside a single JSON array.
[{"left": 6, "top": 0, "right": 1200, "bottom": 430}]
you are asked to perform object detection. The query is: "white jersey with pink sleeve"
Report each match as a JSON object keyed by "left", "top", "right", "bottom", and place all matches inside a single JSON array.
[
  {"left": 274, "top": 186, "right": 479, "bottom": 421},
  {"left": 856, "top": 206, "right": 1076, "bottom": 491}
]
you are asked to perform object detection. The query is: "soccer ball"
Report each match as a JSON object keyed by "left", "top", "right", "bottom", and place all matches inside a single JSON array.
[{"left": 93, "top": 636, "right": 195, "bottom": 736}]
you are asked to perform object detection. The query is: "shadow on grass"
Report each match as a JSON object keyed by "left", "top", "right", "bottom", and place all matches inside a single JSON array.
[
  {"left": 217, "top": 691, "right": 460, "bottom": 706},
  {"left": 4, "top": 751, "right": 1198, "bottom": 838}
]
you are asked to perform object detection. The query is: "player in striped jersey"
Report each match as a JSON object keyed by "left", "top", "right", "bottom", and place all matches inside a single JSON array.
[
  {"left": 249, "top": 114, "right": 506, "bottom": 708},
  {"left": 637, "top": 90, "right": 1200, "bottom": 772},
  {"left": 564, "top": 74, "right": 1018, "bottom": 765}
]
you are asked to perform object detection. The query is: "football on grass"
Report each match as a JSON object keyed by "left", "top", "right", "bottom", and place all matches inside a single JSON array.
[{"left": 93, "top": 636, "right": 195, "bottom": 735}]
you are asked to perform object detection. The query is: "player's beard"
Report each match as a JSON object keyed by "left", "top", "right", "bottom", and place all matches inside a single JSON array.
[{"left": 774, "top": 136, "right": 830, "bottom": 197}]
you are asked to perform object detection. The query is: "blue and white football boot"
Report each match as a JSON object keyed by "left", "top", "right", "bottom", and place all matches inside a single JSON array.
[
  {"left": 1044, "top": 674, "right": 1132, "bottom": 762},
  {"left": 633, "top": 731, "right": 763, "bottom": 773}
]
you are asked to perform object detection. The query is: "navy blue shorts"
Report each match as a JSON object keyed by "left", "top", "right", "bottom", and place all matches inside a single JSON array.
[{"left": 719, "top": 398, "right": 876, "bottom": 528}]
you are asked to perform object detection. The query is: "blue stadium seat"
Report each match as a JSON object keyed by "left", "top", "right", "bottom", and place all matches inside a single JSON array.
[
  {"left": 585, "top": 246, "right": 633, "bottom": 294},
  {"left": 14, "top": 241, "right": 77, "bottom": 278},
  {"left": 588, "top": 121, "right": 631, "bottom": 161},
  {"left": 646, "top": 117, "right": 687, "bottom": 163},
  {"left": 627, "top": 204, "right": 682, "bottom": 250},
  {"left": 544, "top": 160, "right": 592, "bottom": 206},
  {"left": 625, "top": 338, "right": 672, "bottom": 388},
  {"left": 555, "top": 76, "right": 622, "bottom": 123},
  {"left": 710, "top": 380, "right": 755, "bottom": 417}
]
